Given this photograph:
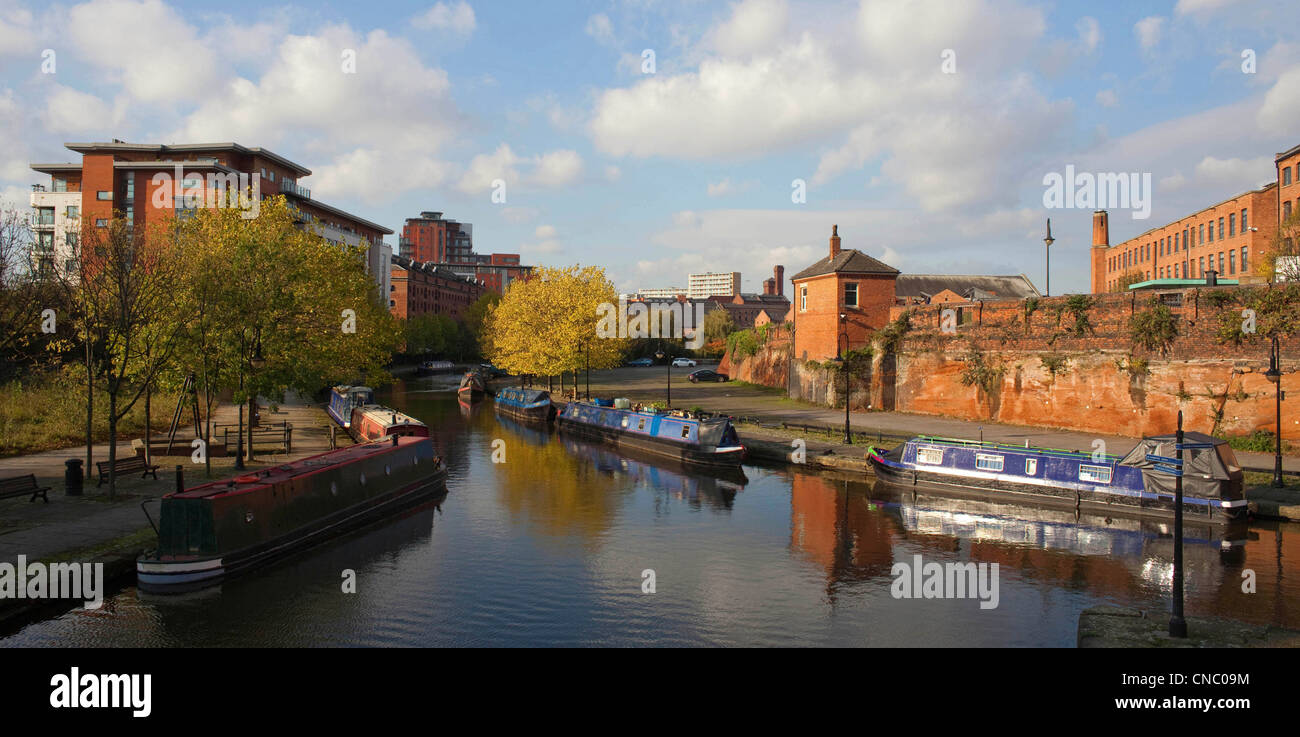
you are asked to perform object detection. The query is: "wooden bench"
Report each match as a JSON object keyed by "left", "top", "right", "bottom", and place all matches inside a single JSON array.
[
  {"left": 96, "top": 455, "right": 159, "bottom": 487},
  {"left": 0, "top": 474, "right": 51, "bottom": 503}
]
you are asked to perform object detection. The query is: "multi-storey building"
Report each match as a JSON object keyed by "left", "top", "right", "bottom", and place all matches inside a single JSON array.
[
  {"left": 389, "top": 254, "right": 487, "bottom": 321},
  {"left": 1090, "top": 142, "right": 1300, "bottom": 292},
  {"left": 398, "top": 210, "right": 531, "bottom": 295},
  {"left": 687, "top": 271, "right": 741, "bottom": 299},
  {"left": 636, "top": 287, "right": 689, "bottom": 299},
  {"left": 29, "top": 140, "right": 392, "bottom": 294}
]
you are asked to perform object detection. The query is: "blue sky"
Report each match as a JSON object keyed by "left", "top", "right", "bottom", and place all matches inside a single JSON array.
[{"left": 1, "top": 0, "right": 1297, "bottom": 294}]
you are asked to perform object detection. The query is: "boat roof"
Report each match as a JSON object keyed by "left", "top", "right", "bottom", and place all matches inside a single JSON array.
[
  {"left": 353, "top": 404, "right": 425, "bottom": 426},
  {"left": 168, "top": 436, "right": 425, "bottom": 500},
  {"left": 912, "top": 435, "right": 1122, "bottom": 461}
]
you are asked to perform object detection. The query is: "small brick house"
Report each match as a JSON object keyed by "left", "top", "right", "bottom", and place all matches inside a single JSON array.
[{"left": 790, "top": 225, "right": 900, "bottom": 361}]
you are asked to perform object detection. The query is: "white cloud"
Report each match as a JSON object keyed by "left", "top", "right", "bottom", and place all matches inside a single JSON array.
[
  {"left": 710, "top": 0, "right": 787, "bottom": 57},
  {"left": 1076, "top": 17, "right": 1101, "bottom": 53},
  {"left": 1257, "top": 66, "right": 1300, "bottom": 135},
  {"left": 1095, "top": 89, "right": 1119, "bottom": 108},
  {"left": 42, "top": 85, "right": 117, "bottom": 133},
  {"left": 604, "top": 165, "right": 621, "bottom": 182},
  {"left": 458, "top": 144, "right": 584, "bottom": 193},
  {"left": 535, "top": 224, "right": 557, "bottom": 239},
  {"left": 413, "top": 2, "right": 476, "bottom": 34},
  {"left": 585, "top": 13, "right": 614, "bottom": 45},
  {"left": 0, "top": 1, "right": 39, "bottom": 58},
  {"left": 1175, "top": 0, "right": 1249, "bottom": 15},
  {"left": 531, "top": 149, "right": 583, "bottom": 187},
  {"left": 1134, "top": 16, "right": 1165, "bottom": 51},
  {"left": 706, "top": 177, "right": 757, "bottom": 197}
]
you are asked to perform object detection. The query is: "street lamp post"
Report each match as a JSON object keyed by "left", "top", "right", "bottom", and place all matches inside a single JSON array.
[
  {"left": 655, "top": 349, "right": 670, "bottom": 407},
  {"left": 1170, "top": 410, "right": 1188, "bottom": 639},
  {"left": 1043, "top": 218, "right": 1055, "bottom": 298},
  {"left": 839, "top": 312, "right": 851, "bottom": 445},
  {"left": 1266, "top": 336, "right": 1285, "bottom": 488}
]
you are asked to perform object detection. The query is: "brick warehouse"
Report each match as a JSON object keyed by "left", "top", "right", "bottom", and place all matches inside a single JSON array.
[
  {"left": 1092, "top": 141, "right": 1300, "bottom": 292},
  {"left": 29, "top": 140, "right": 393, "bottom": 295},
  {"left": 389, "top": 254, "right": 487, "bottom": 321}
]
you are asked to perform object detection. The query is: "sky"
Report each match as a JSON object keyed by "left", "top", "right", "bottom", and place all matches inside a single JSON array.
[{"left": 0, "top": 0, "right": 1297, "bottom": 295}]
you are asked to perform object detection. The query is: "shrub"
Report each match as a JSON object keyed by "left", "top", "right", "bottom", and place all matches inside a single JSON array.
[{"left": 1129, "top": 296, "right": 1178, "bottom": 353}]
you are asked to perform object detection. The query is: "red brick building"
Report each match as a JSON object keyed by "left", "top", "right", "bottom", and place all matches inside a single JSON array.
[
  {"left": 30, "top": 140, "right": 392, "bottom": 290},
  {"left": 790, "top": 225, "right": 900, "bottom": 361},
  {"left": 389, "top": 254, "right": 486, "bottom": 320},
  {"left": 399, "top": 210, "right": 532, "bottom": 294},
  {"left": 1091, "top": 141, "right": 1300, "bottom": 292}
]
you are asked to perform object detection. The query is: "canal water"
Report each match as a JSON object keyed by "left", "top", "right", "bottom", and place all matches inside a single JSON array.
[{"left": 3, "top": 379, "right": 1298, "bottom": 647}]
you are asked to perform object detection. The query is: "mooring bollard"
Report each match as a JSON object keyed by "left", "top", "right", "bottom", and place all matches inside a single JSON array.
[{"left": 175, "top": 465, "right": 185, "bottom": 493}]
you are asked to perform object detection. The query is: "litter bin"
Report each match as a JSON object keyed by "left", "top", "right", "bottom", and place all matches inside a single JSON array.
[{"left": 65, "top": 458, "right": 84, "bottom": 496}]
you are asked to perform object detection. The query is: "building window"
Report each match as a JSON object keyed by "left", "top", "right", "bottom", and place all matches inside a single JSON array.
[
  {"left": 1286, "top": 201, "right": 1293, "bottom": 220},
  {"left": 799, "top": 285, "right": 807, "bottom": 312},
  {"left": 844, "top": 282, "right": 858, "bottom": 308},
  {"left": 1218, "top": 252, "right": 1225, "bottom": 273},
  {"left": 1229, "top": 213, "right": 1235, "bottom": 236},
  {"left": 95, "top": 218, "right": 107, "bottom": 227},
  {"left": 1199, "top": 256, "right": 1205, "bottom": 275},
  {"left": 1204, "top": 223, "right": 1211, "bottom": 243},
  {"left": 1218, "top": 217, "right": 1224, "bottom": 240},
  {"left": 1241, "top": 246, "right": 1248, "bottom": 272},
  {"left": 1241, "top": 209, "right": 1248, "bottom": 231},
  {"left": 1229, "top": 250, "right": 1236, "bottom": 274},
  {"left": 1286, "top": 167, "right": 1294, "bottom": 186},
  {"left": 96, "top": 191, "right": 111, "bottom": 200}
]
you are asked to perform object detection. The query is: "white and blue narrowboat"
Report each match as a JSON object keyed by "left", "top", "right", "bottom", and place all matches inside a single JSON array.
[
  {"left": 494, "top": 387, "right": 556, "bottom": 424},
  {"left": 866, "top": 432, "right": 1246, "bottom": 524},
  {"left": 556, "top": 400, "right": 744, "bottom": 467},
  {"left": 327, "top": 385, "right": 374, "bottom": 428}
]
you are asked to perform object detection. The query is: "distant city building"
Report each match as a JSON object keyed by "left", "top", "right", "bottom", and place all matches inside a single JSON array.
[
  {"left": 687, "top": 271, "right": 741, "bottom": 299},
  {"left": 709, "top": 266, "right": 790, "bottom": 329},
  {"left": 1091, "top": 142, "right": 1300, "bottom": 293},
  {"left": 389, "top": 254, "right": 486, "bottom": 321},
  {"left": 636, "top": 287, "right": 689, "bottom": 299},
  {"left": 29, "top": 140, "right": 392, "bottom": 293},
  {"left": 399, "top": 210, "right": 531, "bottom": 294}
]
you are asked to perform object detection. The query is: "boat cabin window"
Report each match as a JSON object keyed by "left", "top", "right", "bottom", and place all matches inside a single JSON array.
[
  {"left": 916, "top": 447, "right": 943, "bottom": 465},
  {"left": 621, "top": 417, "right": 629, "bottom": 428},
  {"left": 1025, "top": 458, "right": 1037, "bottom": 475},
  {"left": 637, "top": 418, "right": 646, "bottom": 430},
  {"left": 975, "top": 453, "right": 1004, "bottom": 472},
  {"left": 1079, "top": 465, "right": 1112, "bottom": 484},
  {"left": 681, "top": 425, "right": 691, "bottom": 439}
]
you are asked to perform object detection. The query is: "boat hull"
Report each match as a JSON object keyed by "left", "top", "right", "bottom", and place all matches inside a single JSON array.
[
  {"left": 138, "top": 437, "right": 447, "bottom": 592},
  {"left": 868, "top": 448, "right": 1245, "bottom": 524},
  {"left": 556, "top": 411, "right": 743, "bottom": 467}
]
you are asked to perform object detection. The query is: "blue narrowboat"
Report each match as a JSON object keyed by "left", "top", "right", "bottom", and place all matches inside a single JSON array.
[
  {"left": 866, "top": 432, "right": 1246, "bottom": 524},
  {"left": 556, "top": 400, "right": 744, "bottom": 467},
  {"left": 327, "top": 385, "right": 374, "bottom": 428},
  {"left": 494, "top": 387, "right": 556, "bottom": 424}
]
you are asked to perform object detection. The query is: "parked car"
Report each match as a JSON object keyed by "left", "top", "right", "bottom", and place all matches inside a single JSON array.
[
  {"left": 688, "top": 369, "right": 728, "bottom": 383},
  {"left": 671, "top": 358, "right": 697, "bottom": 367},
  {"left": 625, "top": 357, "right": 654, "bottom": 367}
]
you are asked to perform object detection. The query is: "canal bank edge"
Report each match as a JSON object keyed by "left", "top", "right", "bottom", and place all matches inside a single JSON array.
[{"left": 1077, "top": 605, "right": 1300, "bottom": 647}]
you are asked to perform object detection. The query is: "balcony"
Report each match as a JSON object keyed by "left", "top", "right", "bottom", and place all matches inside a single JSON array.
[
  {"left": 34, "top": 211, "right": 55, "bottom": 227},
  {"left": 280, "top": 179, "right": 311, "bottom": 199}
]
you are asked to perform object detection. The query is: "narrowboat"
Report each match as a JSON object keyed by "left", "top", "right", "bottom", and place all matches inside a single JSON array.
[
  {"left": 866, "top": 432, "right": 1246, "bottom": 523},
  {"left": 494, "top": 387, "right": 556, "bottom": 424},
  {"left": 348, "top": 404, "right": 429, "bottom": 443},
  {"left": 556, "top": 400, "right": 744, "bottom": 467},
  {"left": 137, "top": 436, "right": 447, "bottom": 592},
  {"left": 415, "top": 360, "right": 454, "bottom": 376},
  {"left": 327, "top": 385, "right": 374, "bottom": 428},
  {"left": 457, "top": 370, "right": 486, "bottom": 399}
]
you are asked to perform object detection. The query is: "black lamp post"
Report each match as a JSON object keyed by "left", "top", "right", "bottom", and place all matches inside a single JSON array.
[
  {"left": 1043, "top": 218, "right": 1055, "bottom": 298},
  {"left": 838, "top": 312, "right": 851, "bottom": 445},
  {"left": 1170, "top": 410, "right": 1187, "bottom": 639},
  {"left": 1266, "top": 336, "right": 1285, "bottom": 488},
  {"left": 655, "top": 349, "right": 670, "bottom": 407},
  {"left": 584, "top": 342, "right": 590, "bottom": 400}
]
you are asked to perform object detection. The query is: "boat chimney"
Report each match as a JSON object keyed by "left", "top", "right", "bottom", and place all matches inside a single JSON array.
[{"left": 392, "top": 435, "right": 399, "bottom": 446}]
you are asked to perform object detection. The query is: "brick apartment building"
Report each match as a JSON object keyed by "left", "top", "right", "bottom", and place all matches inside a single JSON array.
[
  {"left": 791, "top": 226, "right": 901, "bottom": 361},
  {"left": 29, "top": 140, "right": 392, "bottom": 294},
  {"left": 1091, "top": 142, "right": 1300, "bottom": 292},
  {"left": 399, "top": 210, "right": 531, "bottom": 294},
  {"left": 388, "top": 254, "right": 487, "bottom": 321}
]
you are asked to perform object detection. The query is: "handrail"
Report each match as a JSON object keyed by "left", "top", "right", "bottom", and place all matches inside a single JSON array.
[{"left": 140, "top": 498, "right": 160, "bottom": 537}]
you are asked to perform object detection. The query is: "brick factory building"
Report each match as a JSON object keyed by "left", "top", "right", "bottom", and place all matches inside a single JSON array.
[
  {"left": 399, "top": 210, "right": 532, "bottom": 294},
  {"left": 709, "top": 265, "right": 790, "bottom": 329},
  {"left": 29, "top": 140, "right": 392, "bottom": 294},
  {"left": 1091, "top": 142, "right": 1300, "bottom": 293},
  {"left": 389, "top": 254, "right": 487, "bottom": 321}
]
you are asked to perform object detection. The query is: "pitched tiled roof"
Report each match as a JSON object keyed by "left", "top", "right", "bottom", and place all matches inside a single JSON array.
[
  {"left": 894, "top": 274, "right": 1041, "bottom": 300},
  {"left": 791, "top": 249, "right": 900, "bottom": 280}
]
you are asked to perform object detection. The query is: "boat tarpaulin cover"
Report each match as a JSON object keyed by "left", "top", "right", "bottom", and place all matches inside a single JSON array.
[{"left": 1118, "top": 431, "right": 1243, "bottom": 499}]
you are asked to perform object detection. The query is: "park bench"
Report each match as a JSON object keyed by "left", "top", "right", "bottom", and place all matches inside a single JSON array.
[
  {"left": 96, "top": 455, "right": 160, "bottom": 487},
  {"left": 0, "top": 474, "right": 50, "bottom": 503}
]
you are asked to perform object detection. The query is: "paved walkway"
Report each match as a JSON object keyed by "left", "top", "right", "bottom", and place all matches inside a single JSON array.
[{"left": 0, "top": 394, "right": 343, "bottom": 564}]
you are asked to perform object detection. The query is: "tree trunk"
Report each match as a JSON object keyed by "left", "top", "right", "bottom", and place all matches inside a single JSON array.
[
  {"left": 144, "top": 384, "right": 151, "bottom": 467},
  {"left": 107, "top": 391, "right": 117, "bottom": 499},
  {"left": 85, "top": 332, "right": 93, "bottom": 479}
]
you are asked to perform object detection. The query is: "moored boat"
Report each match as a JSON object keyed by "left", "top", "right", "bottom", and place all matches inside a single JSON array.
[
  {"left": 556, "top": 400, "right": 744, "bottom": 467},
  {"left": 866, "top": 432, "right": 1246, "bottom": 524},
  {"left": 349, "top": 404, "right": 429, "bottom": 443},
  {"left": 414, "top": 360, "right": 454, "bottom": 376},
  {"left": 493, "top": 387, "right": 555, "bottom": 424},
  {"left": 327, "top": 385, "right": 374, "bottom": 428},
  {"left": 137, "top": 436, "right": 447, "bottom": 592},
  {"left": 457, "top": 370, "right": 486, "bottom": 399}
]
